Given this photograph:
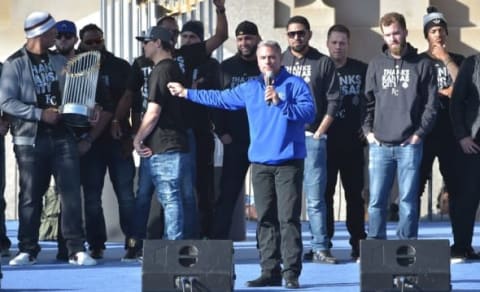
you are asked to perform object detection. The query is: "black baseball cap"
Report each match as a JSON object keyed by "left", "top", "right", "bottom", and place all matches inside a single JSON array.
[
  {"left": 136, "top": 26, "right": 172, "bottom": 42},
  {"left": 235, "top": 21, "right": 259, "bottom": 36}
]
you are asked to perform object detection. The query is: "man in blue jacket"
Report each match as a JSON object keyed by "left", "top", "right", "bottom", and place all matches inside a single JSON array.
[
  {"left": 167, "top": 40, "right": 315, "bottom": 289},
  {"left": 363, "top": 12, "right": 438, "bottom": 241}
]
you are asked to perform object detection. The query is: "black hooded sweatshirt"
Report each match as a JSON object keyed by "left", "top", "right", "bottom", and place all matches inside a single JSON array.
[{"left": 363, "top": 43, "right": 438, "bottom": 144}]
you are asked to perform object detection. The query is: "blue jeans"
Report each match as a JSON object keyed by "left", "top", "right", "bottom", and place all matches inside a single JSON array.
[
  {"left": 80, "top": 138, "right": 136, "bottom": 249},
  {"left": 303, "top": 135, "right": 329, "bottom": 251},
  {"left": 133, "top": 157, "right": 156, "bottom": 242},
  {"left": 150, "top": 151, "right": 196, "bottom": 240},
  {"left": 368, "top": 142, "right": 423, "bottom": 239}
]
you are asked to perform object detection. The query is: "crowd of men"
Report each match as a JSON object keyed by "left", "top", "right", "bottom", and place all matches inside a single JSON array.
[{"left": 0, "top": 2, "right": 479, "bottom": 289}]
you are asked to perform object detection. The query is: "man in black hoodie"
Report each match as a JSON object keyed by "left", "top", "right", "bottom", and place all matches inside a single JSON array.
[
  {"left": 282, "top": 15, "right": 341, "bottom": 264},
  {"left": 363, "top": 12, "right": 438, "bottom": 240}
]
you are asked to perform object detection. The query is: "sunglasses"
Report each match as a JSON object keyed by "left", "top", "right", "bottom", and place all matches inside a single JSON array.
[
  {"left": 287, "top": 30, "right": 307, "bottom": 39},
  {"left": 56, "top": 33, "right": 75, "bottom": 40},
  {"left": 142, "top": 40, "right": 153, "bottom": 45},
  {"left": 83, "top": 38, "right": 104, "bottom": 45}
]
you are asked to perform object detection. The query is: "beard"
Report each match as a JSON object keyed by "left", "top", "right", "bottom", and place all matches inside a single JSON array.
[
  {"left": 238, "top": 45, "right": 257, "bottom": 59},
  {"left": 389, "top": 41, "right": 405, "bottom": 56},
  {"left": 57, "top": 45, "right": 74, "bottom": 56},
  {"left": 291, "top": 43, "right": 307, "bottom": 53}
]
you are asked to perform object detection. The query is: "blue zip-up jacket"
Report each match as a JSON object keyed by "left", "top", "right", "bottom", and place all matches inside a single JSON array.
[
  {"left": 0, "top": 47, "right": 67, "bottom": 145},
  {"left": 187, "top": 66, "right": 315, "bottom": 165}
]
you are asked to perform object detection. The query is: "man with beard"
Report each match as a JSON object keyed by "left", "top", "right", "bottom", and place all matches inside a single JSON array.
[
  {"left": 209, "top": 21, "right": 261, "bottom": 239},
  {"left": 0, "top": 11, "right": 95, "bottom": 266},
  {"left": 281, "top": 15, "right": 340, "bottom": 264},
  {"left": 77, "top": 24, "right": 137, "bottom": 261},
  {"left": 363, "top": 12, "right": 438, "bottom": 241},
  {"left": 324, "top": 24, "right": 367, "bottom": 260}
]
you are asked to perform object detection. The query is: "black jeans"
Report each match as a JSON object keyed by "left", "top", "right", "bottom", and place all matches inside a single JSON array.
[
  {"left": 193, "top": 128, "right": 215, "bottom": 238},
  {"left": 325, "top": 140, "right": 366, "bottom": 251},
  {"left": 14, "top": 129, "right": 85, "bottom": 257},
  {"left": 450, "top": 146, "right": 480, "bottom": 251},
  {"left": 418, "top": 133, "right": 457, "bottom": 208},
  {"left": 80, "top": 138, "right": 135, "bottom": 250},
  {"left": 0, "top": 135, "right": 11, "bottom": 249},
  {"left": 210, "top": 142, "right": 250, "bottom": 239},
  {"left": 251, "top": 159, "right": 303, "bottom": 279}
]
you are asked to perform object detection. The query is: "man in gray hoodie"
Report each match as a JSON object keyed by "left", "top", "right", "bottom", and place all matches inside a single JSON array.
[{"left": 363, "top": 12, "right": 438, "bottom": 241}]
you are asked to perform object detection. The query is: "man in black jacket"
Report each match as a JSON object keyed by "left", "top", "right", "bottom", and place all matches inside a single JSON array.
[
  {"left": 450, "top": 52, "right": 480, "bottom": 262},
  {"left": 363, "top": 12, "right": 438, "bottom": 240}
]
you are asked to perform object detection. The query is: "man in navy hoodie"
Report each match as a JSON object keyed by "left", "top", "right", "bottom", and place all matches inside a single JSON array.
[
  {"left": 167, "top": 40, "right": 315, "bottom": 289},
  {"left": 363, "top": 12, "right": 438, "bottom": 240}
]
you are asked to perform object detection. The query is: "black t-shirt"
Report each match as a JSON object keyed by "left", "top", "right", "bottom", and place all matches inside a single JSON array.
[
  {"left": 212, "top": 54, "right": 259, "bottom": 144},
  {"left": 174, "top": 42, "right": 209, "bottom": 87},
  {"left": 183, "top": 57, "right": 221, "bottom": 130},
  {"left": 144, "top": 58, "right": 188, "bottom": 154},
  {"left": 28, "top": 51, "right": 61, "bottom": 110},
  {"left": 27, "top": 51, "right": 67, "bottom": 133},
  {"left": 127, "top": 55, "right": 153, "bottom": 114},
  {"left": 419, "top": 52, "right": 465, "bottom": 140},
  {"left": 327, "top": 58, "right": 367, "bottom": 145}
]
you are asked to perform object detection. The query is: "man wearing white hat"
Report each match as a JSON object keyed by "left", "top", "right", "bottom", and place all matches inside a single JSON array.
[{"left": 0, "top": 11, "right": 96, "bottom": 266}]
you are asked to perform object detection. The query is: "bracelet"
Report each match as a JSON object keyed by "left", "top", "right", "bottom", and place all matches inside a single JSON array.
[{"left": 216, "top": 7, "right": 225, "bottom": 14}]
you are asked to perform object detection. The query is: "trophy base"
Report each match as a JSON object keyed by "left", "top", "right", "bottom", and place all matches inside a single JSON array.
[{"left": 60, "top": 104, "right": 93, "bottom": 127}]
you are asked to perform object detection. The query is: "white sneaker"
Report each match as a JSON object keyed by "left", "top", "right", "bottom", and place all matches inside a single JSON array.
[
  {"left": 69, "top": 251, "right": 97, "bottom": 266},
  {"left": 450, "top": 257, "right": 465, "bottom": 264},
  {"left": 9, "top": 252, "right": 36, "bottom": 266}
]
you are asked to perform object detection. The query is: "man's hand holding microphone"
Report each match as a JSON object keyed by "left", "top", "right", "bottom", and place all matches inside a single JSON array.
[{"left": 264, "top": 71, "right": 280, "bottom": 106}]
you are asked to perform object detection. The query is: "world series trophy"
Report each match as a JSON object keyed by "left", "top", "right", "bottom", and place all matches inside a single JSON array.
[{"left": 60, "top": 50, "right": 101, "bottom": 127}]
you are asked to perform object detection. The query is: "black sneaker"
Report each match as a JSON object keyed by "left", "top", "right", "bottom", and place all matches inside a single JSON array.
[
  {"left": 351, "top": 249, "right": 360, "bottom": 260},
  {"left": 246, "top": 275, "right": 282, "bottom": 287},
  {"left": 89, "top": 248, "right": 104, "bottom": 259},
  {"left": 284, "top": 277, "right": 300, "bottom": 289},
  {"left": 122, "top": 247, "right": 139, "bottom": 262},
  {"left": 303, "top": 249, "right": 314, "bottom": 261},
  {"left": 313, "top": 250, "right": 338, "bottom": 264},
  {"left": 56, "top": 250, "right": 69, "bottom": 262},
  {"left": 1, "top": 247, "right": 11, "bottom": 257}
]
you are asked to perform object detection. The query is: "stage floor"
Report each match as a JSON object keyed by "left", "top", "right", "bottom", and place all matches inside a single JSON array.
[{"left": 2, "top": 220, "right": 480, "bottom": 291}]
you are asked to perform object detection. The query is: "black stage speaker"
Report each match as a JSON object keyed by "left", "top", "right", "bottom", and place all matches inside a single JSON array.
[
  {"left": 142, "top": 240, "right": 235, "bottom": 292},
  {"left": 360, "top": 239, "right": 451, "bottom": 291}
]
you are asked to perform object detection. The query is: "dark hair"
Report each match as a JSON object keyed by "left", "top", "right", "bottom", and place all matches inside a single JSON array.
[
  {"left": 79, "top": 23, "right": 103, "bottom": 40},
  {"left": 160, "top": 40, "right": 174, "bottom": 53},
  {"left": 286, "top": 15, "right": 310, "bottom": 31},
  {"left": 379, "top": 12, "right": 407, "bottom": 32},
  {"left": 157, "top": 16, "right": 176, "bottom": 26},
  {"left": 327, "top": 24, "right": 350, "bottom": 39}
]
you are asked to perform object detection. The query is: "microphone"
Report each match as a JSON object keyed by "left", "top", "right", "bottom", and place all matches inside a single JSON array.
[{"left": 265, "top": 71, "right": 274, "bottom": 105}]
